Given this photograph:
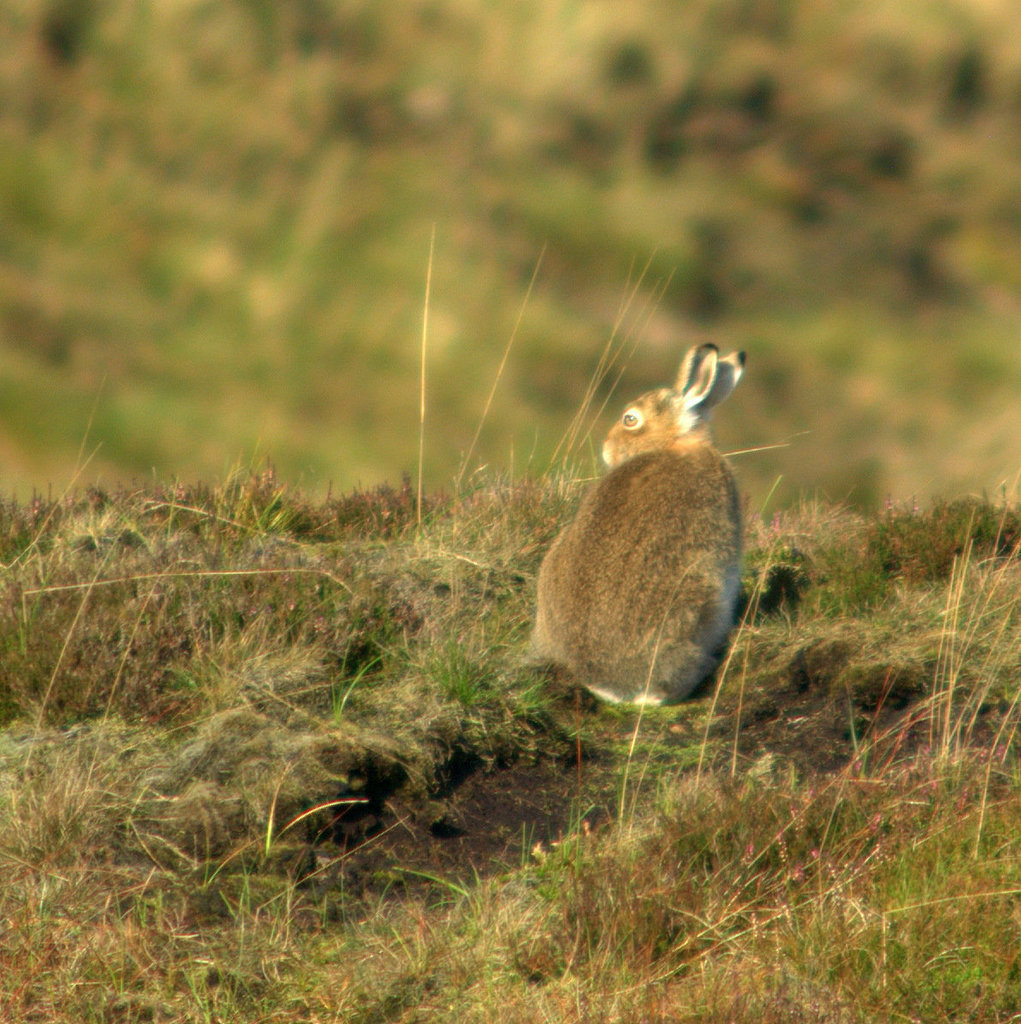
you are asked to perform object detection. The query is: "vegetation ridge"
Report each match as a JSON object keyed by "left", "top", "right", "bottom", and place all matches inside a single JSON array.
[{"left": 1, "top": 471, "right": 1020, "bottom": 1022}]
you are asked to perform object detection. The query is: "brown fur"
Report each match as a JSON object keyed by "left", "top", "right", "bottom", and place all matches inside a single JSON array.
[{"left": 531, "top": 346, "right": 744, "bottom": 704}]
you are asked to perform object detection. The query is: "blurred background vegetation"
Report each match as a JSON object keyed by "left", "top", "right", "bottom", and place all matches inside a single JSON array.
[{"left": 2, "top": 0, "right": 1021, "bottom": 508}]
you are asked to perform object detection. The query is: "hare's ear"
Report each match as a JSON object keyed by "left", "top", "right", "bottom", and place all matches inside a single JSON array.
[
  {"left": 675, "top": 344, "right": 719, "bottom": 397},
  {"left": 701, "top": 349, "right": 745, "bottom": 413},
  {"left": 675, "top": 346, "right": 745, "bottom": 422}
]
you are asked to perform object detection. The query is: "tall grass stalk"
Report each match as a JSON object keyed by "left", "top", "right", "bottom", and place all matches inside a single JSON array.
[
  {"left": 417, "top": 225, "right": 435, "bottom": 535},
  {"left": 935, "top": 543, "right": 971, "bottom": 762},
  {"left": 618, "top": 567, "right": 702, "bottom": 825},
  {"left": 455, "top": 245, "right": 546, "bottom": 493},
  {"left": 103, "top": 580, "right": 158, "bottom": 719},
  {"left": 22, "top": 566, "right": 351, "bottom": 601},
  {"left": 549, "top": 256, "right": 665, "bottom": 468},
  {"left": 567, "top": 267, "right": 675, "bottom": 462},
  {"left": 931, "top": 526, "right": 1021, "bottom": 763},
  {"left": 694, "top": 568, "right": 765, "bottom": 784},
  {"left": 31, "top": 545, "right": 117, "bottom": 733},
  {"left": 729, "top": 584, "right": 767, "bottom": 779}
]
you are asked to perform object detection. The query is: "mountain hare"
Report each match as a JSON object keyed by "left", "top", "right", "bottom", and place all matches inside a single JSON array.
[{"left": 531, "top": 344, "right": 745, "bottom": 704}]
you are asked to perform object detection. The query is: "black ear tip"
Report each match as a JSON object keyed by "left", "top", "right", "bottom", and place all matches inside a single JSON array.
[{"left": 737, "top": 350, "right": 747, "bottom": 367}]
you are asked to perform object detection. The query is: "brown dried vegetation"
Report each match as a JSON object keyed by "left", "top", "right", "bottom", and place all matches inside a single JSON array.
[{"left": 1, "top": 473, "right": 1020, "bottom": 1021}]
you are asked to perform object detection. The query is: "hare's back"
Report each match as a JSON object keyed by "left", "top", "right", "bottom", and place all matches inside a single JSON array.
[{"left": 571, "top": 447, "right": 739, "bottom": 557}]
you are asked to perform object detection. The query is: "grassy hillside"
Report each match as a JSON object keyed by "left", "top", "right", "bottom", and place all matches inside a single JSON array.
[
  {"left": 2, "top": 0, "right": 1021, "bottom": 504},
  {"left": 2, "top": 473, "right": 1020, "bottom": 1021}
]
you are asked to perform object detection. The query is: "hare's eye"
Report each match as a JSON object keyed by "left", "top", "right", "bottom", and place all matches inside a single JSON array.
[{"left": 622, "top": 409, "right": 643, "bottom": 430}]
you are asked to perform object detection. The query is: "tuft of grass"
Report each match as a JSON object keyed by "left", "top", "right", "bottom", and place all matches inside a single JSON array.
[{"left": 423, "top": 638, "right": 493, "bottom": 709}]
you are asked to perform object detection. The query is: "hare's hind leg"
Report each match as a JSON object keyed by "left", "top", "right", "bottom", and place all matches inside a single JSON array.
[
  {"left": 654, "top": 641, "right": 721, "bottom": 703},
  {"left": 661, "top": 573, "right": 741, "bottom": 701}
]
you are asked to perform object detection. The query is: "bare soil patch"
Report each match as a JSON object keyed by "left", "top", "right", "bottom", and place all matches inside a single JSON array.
[{"left": 328, "top": 756, "right": 615, "bottom": 898}]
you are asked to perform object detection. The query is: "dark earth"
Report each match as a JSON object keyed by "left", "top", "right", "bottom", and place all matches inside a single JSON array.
[{"left": 297, "top": 634, "right": 954, "bottom": 905}]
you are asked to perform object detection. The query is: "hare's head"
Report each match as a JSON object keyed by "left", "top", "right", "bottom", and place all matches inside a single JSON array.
[{"left": 602, "top": 344, "right": 745, "bottom": 469}]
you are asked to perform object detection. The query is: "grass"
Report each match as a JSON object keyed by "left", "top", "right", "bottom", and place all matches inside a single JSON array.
[
  {"left": 1, "top": 470, "right": 1020, "bottom": 1022},
  {"left": 5, "top": 5, "right": 1021, "bottom": 1016}
]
